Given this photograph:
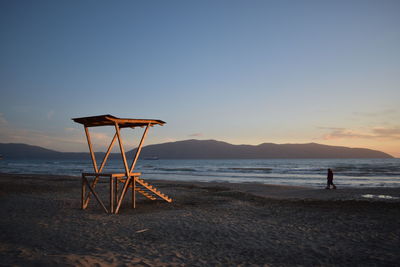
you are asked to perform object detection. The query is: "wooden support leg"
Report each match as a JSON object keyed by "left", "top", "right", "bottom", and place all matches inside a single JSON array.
[
  {"left": 110, "top": 177, "right": 114, "bottom": 214},
  {"left": 85, "top": 127, "right": 99, "bottom": 172},
  {"left": 81, "top": 174, "right": 86, "bottom": 209},
  {"left": 132, "top": 178, "right": 136, "bottom": 209},
  {"left": 115, "top": 176, "right": 131, "bottom": 214},
  {"left": 127, "top": 124, "right": 150, "bottom": 210},
  {"left": 83, "top": 126, "right": 98, "bottom": 208},
  {"left": 114, "top": 122, "right": 133, "bottom": 214},
  {"left": 115, "top": 178, "right": 119, "bottom": 205}
]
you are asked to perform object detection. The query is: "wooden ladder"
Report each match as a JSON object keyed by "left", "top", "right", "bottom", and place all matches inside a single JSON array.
[
  {"left": 135, "top": 177, "right": 173, "bottom": 203},
  {"left": 118, "top": 177, "right": 173, "bottom": 203}
]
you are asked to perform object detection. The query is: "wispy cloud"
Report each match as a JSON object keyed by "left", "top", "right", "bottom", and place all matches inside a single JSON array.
[
  {"left": 90, "top": 132, "right": 113, "bottom": 143},
  {"left": 372, "top": 127, "right": 400, "bottom": 138},
  {"left": 322, "top": 129, "right": 374, "bottom": 140},
  {"left": 188, "top": 133, "right": 203, "bottom": 137},
  {"left": 47, "top": 110, "right": 55, "bottom": 119},
  {"left": 65, "top": 127, "right": 78, "bottom": 132},
  {"left": 352, "top": 109, "right": 397, "bottom": 117},
  {"left": 321, "top": 126, "right": 400, "bottom": 140},
  {"left": 161, "top": 138, "right": 177, "bottom": 143},
  {"left": 318, "top": 127, "right": 345, "bottom": 131},
  {"left": 0, "top": 113, "right": 7, "bottom": 125}
]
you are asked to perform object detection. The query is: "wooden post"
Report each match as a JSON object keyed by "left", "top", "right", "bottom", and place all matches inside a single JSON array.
[
  {"left": 132, "top": 178, "right": 136, "bottom": 208},
  {"left": 110, "top": 176, "right": 114, "bottom": 214},
  {"left": 81, "top": 174, "right": 86, "bottom": 209},
  {"left": 129, "top": 124, "right": 150, "bottom": 209},
  {"left": 83, "top": 126, "right": 98, "bottom": 208},
  {"left": 115, "top": 178, "right": 119, "bottom": 205},
  {"left": 84, "top": 127, "right": 98, "bottom": 172},
  {"left": 114, "top": 122, "right": 132, "bottom": 214}
]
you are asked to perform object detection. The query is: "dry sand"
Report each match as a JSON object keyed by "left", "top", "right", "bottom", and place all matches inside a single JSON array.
[{"left": 0, "top": 173, "right": 399, "bottom": 266}]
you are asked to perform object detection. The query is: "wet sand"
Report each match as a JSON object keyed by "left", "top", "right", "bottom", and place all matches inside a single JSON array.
[{"left": 0, "top": 173, "right": 399, "bottom": 266}]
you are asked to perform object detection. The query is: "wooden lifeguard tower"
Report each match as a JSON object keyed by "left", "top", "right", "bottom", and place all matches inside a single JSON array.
[{"left": 72, "top": 114, "right": 172, "bottom": 214}]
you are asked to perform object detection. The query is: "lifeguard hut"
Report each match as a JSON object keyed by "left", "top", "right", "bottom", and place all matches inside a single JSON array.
[{"left": 72, "top": 114, "right": 172, "bottom": 214}]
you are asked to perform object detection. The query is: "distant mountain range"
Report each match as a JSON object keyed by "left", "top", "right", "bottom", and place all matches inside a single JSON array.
[{"left": 0, "top": 140, "right": 393, "bottom": 159}]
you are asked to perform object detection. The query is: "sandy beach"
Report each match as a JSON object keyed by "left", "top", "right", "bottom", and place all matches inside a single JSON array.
[{"left": 0, "top": 173, "right": 399, "bottom": 266}]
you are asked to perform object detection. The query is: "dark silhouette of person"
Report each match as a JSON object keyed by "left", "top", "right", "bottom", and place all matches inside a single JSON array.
[{"left": 326, "top": 168, "right": 336, "bottom": 189}]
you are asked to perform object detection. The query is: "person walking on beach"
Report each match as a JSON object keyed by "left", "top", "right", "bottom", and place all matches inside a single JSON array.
[{"left": 326, "top": 168, "right": 336, "bottom": 189}]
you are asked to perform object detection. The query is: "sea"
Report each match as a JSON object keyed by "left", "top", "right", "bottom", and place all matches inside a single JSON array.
[{"left": 0, "top": 158, "right": 399, "bottom": 188}]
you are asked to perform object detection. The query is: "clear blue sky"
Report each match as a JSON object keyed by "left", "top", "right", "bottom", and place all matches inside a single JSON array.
[{"left": 1, "top": 0, "right": 399, "bottom": 156}]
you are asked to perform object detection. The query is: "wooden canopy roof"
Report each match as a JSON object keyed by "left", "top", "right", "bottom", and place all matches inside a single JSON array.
[{"left": 72, "top": 114, "right": 165, "bottom": 128}]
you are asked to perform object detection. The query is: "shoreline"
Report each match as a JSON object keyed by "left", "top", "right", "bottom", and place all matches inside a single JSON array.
[
  {"left": 1, "top": 171, "right": 400, "bottom": 190},
  {"left": 1, "top": 173, "right": 399, "bottom": 266},
  {"left": 1, "top": 172, "right": 400, "bottom": 202}
]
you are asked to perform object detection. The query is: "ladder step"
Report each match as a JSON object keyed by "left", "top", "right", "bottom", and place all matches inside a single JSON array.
[{"left": 137, "top": 190, "right": 157, "bottom": 200}]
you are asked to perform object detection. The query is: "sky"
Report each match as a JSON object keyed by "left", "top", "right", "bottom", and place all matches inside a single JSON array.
[{"left": 0, "top": 0, "right": 399, "bottom": 157}]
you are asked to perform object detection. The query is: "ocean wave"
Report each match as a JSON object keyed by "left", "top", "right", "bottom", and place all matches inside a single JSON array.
[
  {"left": 154, "top": 168, "right": 197, "bottom": 172},
  {"left": 142, "top": 165, "right": 155, "bottom": 169},
  {"left": 224, "top": 167, "right": 273, "bottom": 173}
]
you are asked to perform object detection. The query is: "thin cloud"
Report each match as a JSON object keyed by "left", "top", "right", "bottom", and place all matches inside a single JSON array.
[
  {"left": 0, "top": 113, "right": 7, "bottom": 125},
  {"left": 321, "top": 126, "right": 400, "bottom": 140},
  {"left": 322, "top": 129, "right": 374, "bottom": 140},
  {"left": 47, "top": 110, "right": 55, "bottom": 119},
  {"left": 372, "top": 127, "right": 400, "bottom": 138},
  {"left": 352, "top": 109, "right": 397, "bottom": 117},
  {"left": 65, "top": 127, "right": 79, "bottom": 132},
  {"left": 162, "top": 138, "right": 177, "bottom": 143},
  {"left": 188, "top": 133, "right": 203, "bottom": 137},
  {"left": 318, "top": 127, "right": 345, "bottom": 131}
]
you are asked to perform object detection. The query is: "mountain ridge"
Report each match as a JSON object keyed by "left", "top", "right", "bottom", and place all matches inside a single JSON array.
[
  {"left": 127, "top": 139, "right": 393, "bottom": 159},
  {"left": 0, "top": 140, "right": 393, "bottom": 159}
]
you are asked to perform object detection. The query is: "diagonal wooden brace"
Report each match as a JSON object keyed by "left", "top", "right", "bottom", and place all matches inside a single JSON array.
[
  {"left": 84, "top": 132, "right": 117, "bottom": 208},
  {"left": 129, "top": 123, "right": 150, "bottom": 173},
  {"left": 83, "top": 175, "right": 108, "bottom": 213},
  {"left": 114, "top": 122, "right": 132, "bottom": 214}
]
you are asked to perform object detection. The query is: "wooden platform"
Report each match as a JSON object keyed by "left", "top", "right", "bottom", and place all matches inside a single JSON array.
[
  {"left": 72, "top": 114, "right": 165, "bottom": 128},
  {"left": 82, "top": 172, "right": 141, "bottom": 178}
]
